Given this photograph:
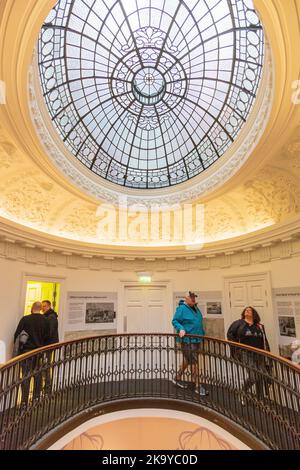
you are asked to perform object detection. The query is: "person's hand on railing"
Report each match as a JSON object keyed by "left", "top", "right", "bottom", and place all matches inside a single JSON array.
[{"left": 179, "top": 330, "right": 186, "bottom": 338}]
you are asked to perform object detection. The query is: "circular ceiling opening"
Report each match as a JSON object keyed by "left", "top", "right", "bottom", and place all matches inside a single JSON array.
[
  {"left": 38, "top": 0, "right": 264, "bottom": 190},
  {"left": 133, "top": 68, "right": 166, "bottom": 106}
]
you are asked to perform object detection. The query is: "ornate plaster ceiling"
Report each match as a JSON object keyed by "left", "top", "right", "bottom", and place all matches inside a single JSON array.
[{"left": 0, "top": 0, "right": 300, "bottom": 256}]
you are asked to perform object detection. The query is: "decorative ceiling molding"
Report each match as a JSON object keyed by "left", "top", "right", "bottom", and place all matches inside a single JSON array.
[
  {"left": 0, "top": 228, "right": 299, "bottom": 272},
  {"left": 0, "top": 214, "right": 300, "bottom": 265}
]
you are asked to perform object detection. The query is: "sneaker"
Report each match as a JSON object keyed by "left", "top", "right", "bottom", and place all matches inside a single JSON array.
[
  {"left": 194, "top": 385, "right": 209, "bottom": 396},
  {"left": 171, "top": 378, "right": 188, "bottom": 389}
]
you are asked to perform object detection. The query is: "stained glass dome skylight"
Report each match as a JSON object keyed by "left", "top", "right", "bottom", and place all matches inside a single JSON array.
[{"left": 38, "top": 0, "right": 264, "bottom": 190}]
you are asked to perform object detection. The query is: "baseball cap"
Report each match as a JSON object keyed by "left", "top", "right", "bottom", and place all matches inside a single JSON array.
[{"left": 185, "top": 291, "right": 198, "bottom": 299}]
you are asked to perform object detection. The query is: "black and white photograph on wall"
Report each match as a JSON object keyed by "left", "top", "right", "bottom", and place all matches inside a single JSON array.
[
  {"left": 278, "top": 316, "right": 296, "bottom": 338},
  {"left": 85, "top": 303, "right": 116, "bottom": 324},
  {"left": 66, "top": 291, "right": 118, "bottom": 332},
  {"left": 206, "top": 302, "right": 222, "bottom": 315}
]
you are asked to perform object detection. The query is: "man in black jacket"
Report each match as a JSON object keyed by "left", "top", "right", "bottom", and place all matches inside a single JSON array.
[
  {"left": 42, "top": 300, "right": 59, "bottom": 394},
  {"left": 14, "top": 301, "right": 49, "bottom": 353},
  {"left": 41, "top": 300, "right": 59, "bottom": 344},
  {"left": 14, "top": 301, "right": 49, "bottom": 404}
]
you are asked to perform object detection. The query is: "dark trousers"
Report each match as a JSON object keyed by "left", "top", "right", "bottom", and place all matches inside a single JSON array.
[
  {"left": 242, "top": 352, "right": 268, "bottom": 399},
  {"left": 44, "top": 351, "right": 54, "bottom": 394},
  {"left": 243, "top": 369, "right": 264, "bottom": 398},
  {"left": 21, "top": 356, "right": 42, "bottom": 404}
]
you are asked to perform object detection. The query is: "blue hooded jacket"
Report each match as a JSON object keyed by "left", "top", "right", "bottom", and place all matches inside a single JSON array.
[{"left": 172, "top": 300, "right": 205, "bottom": 343}]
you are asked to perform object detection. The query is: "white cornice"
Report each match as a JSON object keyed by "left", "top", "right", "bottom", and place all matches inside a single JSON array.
[
  {"left": 0, "top": 214, "right": 299, "bottom": 264},
  {"left": 0, "top": 230, "right": 299, "bottom": 271}
]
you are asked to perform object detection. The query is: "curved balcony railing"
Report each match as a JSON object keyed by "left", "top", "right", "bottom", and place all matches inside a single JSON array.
[{"left": 0, "top": 334, "right": 299, "bottom": 450}]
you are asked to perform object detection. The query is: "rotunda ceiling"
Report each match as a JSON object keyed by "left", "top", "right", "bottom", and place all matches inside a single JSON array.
[
  {"left": 0, "top": 0, "right": 299, "bottom": 254},
  {"left": 37, "top": 0, "right": 264, "bottom": 191}
]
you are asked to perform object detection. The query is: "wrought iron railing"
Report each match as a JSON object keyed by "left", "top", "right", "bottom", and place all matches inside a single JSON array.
[{"left": 0, "top": 334, "right": 299, "bottom": 450}]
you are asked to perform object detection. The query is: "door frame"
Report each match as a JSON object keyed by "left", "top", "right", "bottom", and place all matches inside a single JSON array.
[
  {"left": 223, "top": 271, "right": 277, "bottom": 352},
  {"left": 20, "top": 272, "right": 67, "bottom": 342},
  {"left": 118, "top": 281, "right": 173, "bottom": 334}
]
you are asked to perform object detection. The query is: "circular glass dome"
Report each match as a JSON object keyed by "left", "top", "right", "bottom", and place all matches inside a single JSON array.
[{"left": 38, "top": 0, "right": 264, "bottom": 190}]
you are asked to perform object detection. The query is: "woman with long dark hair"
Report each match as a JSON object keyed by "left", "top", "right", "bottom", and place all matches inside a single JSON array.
[{"left": 227, "top": 306, "right": 270, "bottom": 404}]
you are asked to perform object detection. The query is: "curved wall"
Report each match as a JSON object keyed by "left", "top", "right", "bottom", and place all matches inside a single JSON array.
[{"left": 1, "top": 253, "right": 300, "bottom": 363}]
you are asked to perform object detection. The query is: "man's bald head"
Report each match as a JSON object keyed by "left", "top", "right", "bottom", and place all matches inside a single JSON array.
[{"left": 31, "top": 301, "right": 42, "bottom": 313}]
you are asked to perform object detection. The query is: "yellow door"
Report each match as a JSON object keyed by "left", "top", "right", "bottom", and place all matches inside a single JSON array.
[
  {"left": 24, "top": 281, "right": 60, "bottom": 316},
  {"left": 24, "top": 283, "right": 42, "bottom": 316}
]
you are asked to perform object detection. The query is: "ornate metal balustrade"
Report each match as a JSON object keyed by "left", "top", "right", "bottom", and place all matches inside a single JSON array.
[{"left": 0, "top": 335, "right": 299, "bottom": 450}]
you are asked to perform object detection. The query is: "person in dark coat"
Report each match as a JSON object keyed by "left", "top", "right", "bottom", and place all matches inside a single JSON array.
[
  {"left": 41, "top": 300, "right": 59, "bottom": 394},
  {"left": 227, "top": 306, "right": 270, "bottom": 404},
  {"left": 14, "top": 301, "right": 49, "bottom": 404},
  {"left": 41, "top": 300, "right": 59, "bottom": 344}
]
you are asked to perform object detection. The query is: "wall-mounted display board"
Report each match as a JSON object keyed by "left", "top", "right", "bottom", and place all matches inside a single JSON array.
[
  {"left": 273, "top": 287, "right": 300, "bottom": 359},
  {"left": 66, "top": 292, "right": 117, "bottom": 333}
]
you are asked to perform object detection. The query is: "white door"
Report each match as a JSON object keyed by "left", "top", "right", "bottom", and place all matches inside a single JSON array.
[
  {"left": 225, "top": 273, "right": 275, "bottom": 351},
  {"left": 124, "top": 285, "right": 169, "bottom": 334},
  {"left": 119, "top": 285, "right": 171, "bottom": 382},
  {"left": 24, "top": 283, "right": 42, "bottom": 316},
  {"left": 147, "top": 286, "right": 168, "bottom": 333},
  {"left": 228, "top": 278, "right": 268, "bottom": 323},
  {"left": 229, "top": 281, "right": 248, "bottom": 323},
  {"left": 228, "top": 279, "right": 268, "bottom": 322},
  {"left": 124, "top": 286, "right": 145, "bottom": 333},
  {"left": 247, "top": 280, "right": 268, "bottom": 319}
]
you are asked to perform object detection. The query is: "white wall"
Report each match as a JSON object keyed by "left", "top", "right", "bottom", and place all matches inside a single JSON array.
[{"left": 1, "top": 255, "right": 300, "bottom": 362}]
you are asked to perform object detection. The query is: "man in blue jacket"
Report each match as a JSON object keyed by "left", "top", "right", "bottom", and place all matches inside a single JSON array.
[{"left": 172, "top": 291, "right": 208, "bottom": 396}]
